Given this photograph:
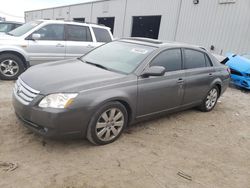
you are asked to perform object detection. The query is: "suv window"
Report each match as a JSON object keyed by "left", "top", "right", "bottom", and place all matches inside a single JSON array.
[
  {"left": 92, "top": 27, "right": 112, "bottom": 42},
  {"left": 151, "top": 49, "right": 182, "bottom": 72},
  {"left": 35, "top": 24, "right": 64, "bottom": 40},
  {"left": 184, "top": 49, "right": 206, "bottom": 69},
  {"left": 66, "top": 25, "right": 92, "bottom": 42}
]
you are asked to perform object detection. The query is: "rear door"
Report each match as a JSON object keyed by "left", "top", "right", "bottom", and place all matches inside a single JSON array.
[
  {"left": 182, "top": 48, "right": 215, "bottom": 105},
  {"left": 65, "top": 24, "right": 95, "bottom": 59},
  {"left": 26, "top": 24, "right": 66, "bottom": 65},
  {"left": 137, "top": 48, "right": 185, "bottom": 116}
]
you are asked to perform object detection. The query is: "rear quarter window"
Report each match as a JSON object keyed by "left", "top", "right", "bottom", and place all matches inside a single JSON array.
[
  {"left": 184, "top": 49, "right": 206, "bottom": 69},
  {"left": 92, "top": 27, "right": 112, "bottom": 43}
]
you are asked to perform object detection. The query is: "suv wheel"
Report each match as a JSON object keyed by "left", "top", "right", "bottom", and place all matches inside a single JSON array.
[
  {"left": 200, "top": 86, "right": 219, "bottom": 112},
  {"left": 0, "top": 54, "right": 25, "bottom": 80},
  {"left": 87, "top": 102, "right": 128, "bottom": 145}
]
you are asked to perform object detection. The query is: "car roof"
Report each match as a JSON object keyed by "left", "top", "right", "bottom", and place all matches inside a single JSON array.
[
  {"left": 0, "top": 21, "right": 23, "bottom": 24},
  {"left": 37, "top": 19, "right": 111, "bottom": 30},
  {"left": 120, "top": 37, "right": 207, "bottom": 51}
]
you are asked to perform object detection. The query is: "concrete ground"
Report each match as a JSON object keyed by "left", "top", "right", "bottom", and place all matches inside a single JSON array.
[{"left": 0, "top": 80, "right": 249, "bottom": 188}]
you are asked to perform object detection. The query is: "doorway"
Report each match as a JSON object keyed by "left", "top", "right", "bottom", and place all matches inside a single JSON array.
[{"left": 97, "top": 17, "right": 115, "bottom": 34}]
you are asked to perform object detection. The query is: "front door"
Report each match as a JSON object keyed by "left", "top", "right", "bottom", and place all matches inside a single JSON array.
[
  {"left": 137, "top": 48, "right": 185, "bottom": 117},
  {"left": 26, "top": 24, "right": 66, "bottom": 65}
]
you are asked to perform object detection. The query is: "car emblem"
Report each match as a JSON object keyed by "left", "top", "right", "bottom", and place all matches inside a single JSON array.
[{"left": 16, "top": 85, "right": 22, "bottom": 95}]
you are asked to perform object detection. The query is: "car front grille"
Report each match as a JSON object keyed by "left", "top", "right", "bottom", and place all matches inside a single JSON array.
[{"left": 14, "top": 78, "right": 40, "bottom": 105}]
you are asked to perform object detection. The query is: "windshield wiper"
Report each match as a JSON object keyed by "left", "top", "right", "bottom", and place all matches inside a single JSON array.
[
  {"left": 6, "top": 32, "right": 13, "bottom": 36},
  {"left": 79, "top": 59, "right": 109, "bottom": 71}
]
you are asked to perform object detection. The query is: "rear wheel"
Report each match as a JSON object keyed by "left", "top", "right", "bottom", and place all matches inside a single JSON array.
[
  {"left": 0, "top": 54, "right": 25, "bottom": 80},
  {"left": 199, "top": 86, "right": 219, "bottom": 112},
  {"left": 87, "top": 102, "right": 128, "bottom": 145}
]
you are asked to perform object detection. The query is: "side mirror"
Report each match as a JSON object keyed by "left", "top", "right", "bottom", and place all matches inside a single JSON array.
[
  {"left": 141, "top": 66, "right": 166, "bottom": 78},
  {"left": 31, "top": 33, "right": 41, "bottom": 40}
]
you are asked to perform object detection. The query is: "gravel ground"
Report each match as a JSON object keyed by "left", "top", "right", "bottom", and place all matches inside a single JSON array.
[{"left": 0, "top": 80, "right": 249, "bottom": 188}]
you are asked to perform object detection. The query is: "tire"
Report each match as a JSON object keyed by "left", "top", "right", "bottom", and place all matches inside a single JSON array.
[
  {"left": 0, "top": 53, "right": 25, "bottom": 80},
  {"left": 199, "top": 86, "right": 219, "bottom": 112},
  {"left": 87, "top": 101, "right": 128, "bottom": 145}
]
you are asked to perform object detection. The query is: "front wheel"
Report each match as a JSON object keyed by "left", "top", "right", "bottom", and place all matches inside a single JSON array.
[
  {"left": 0, "top": 54, "right": 25, "bottom": 80},
  {"left": 199, "top": 86, "right": 219, "bottom": 112},
  {"left": 87, "top": 102, "right": 128, "bottom": 145}
]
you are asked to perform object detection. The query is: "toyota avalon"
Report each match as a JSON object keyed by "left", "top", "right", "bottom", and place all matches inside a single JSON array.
[{"left": 12, "top": 38, "right": 230, "bottom": 145}]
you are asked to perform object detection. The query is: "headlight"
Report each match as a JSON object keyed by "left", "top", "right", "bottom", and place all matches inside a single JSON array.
[{"left": 38, "top": 93, "right": 78, "bottom": 108}]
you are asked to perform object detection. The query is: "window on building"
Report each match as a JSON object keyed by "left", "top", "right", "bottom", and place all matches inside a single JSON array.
[
  {"left": 131, "top": 15, "right": 161, "bottom": 39},
  {"left": 73, "top": 18, "right": 85, "bottom": 23},
  {"left": 97, "top": 17, "right": 115, "bottom": 34},
  {"left": 151, "top": 49, "right": 182, "bottom": 72}
]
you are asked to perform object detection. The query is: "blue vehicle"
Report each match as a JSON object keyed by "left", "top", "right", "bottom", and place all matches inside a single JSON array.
[{"left": 225, "top": 53, "right": 250, "bottom": 90}]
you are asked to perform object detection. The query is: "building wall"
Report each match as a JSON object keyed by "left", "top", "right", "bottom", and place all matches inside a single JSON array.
[
  {"left": 123, "top": 0, "right": 181, "bottom": 41},
  {"left": 175, "top": 0, "right": 250, "bottom": 55},
  {"left": 42, "top": 9, "right": 54, "bottom": 20},
  {"left": 69, "top": 3, "right": 93, "bottom": 22},
  {"left": 91, "top": 0, "right": 127, "bottom": 37},
  {"left": 53, "top": 7, "right": 70, "bottom": 20},
  {"left": 25, "top": 0, "right": 250, "bottom": 55}
]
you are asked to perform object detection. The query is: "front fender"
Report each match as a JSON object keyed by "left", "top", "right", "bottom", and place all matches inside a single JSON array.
[{"left": 0, "top": 45, "right": 29, "bottom": 61}]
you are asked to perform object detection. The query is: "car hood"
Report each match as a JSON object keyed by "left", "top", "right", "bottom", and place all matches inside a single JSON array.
[
  {"left": 226, "top": 55, "right": 250, "bottom": 73},
  {"left": 0, "top": 34, "right": 18, "bottom": 40},
  {"left": 20, "top": 59, "right": 127, "bottom": 95}
]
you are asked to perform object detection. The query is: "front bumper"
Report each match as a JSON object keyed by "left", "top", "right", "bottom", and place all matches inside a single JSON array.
[{"left": 12, "top": 92, "right": 91, "bottom": 138}]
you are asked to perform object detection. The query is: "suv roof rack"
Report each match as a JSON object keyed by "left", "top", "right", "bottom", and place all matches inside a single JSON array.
[
  {"left": 42, "top": 19, "right": 107, "bottom": 27},
  {"left": 123, "top": 37, "right": 163, "bottom": 44}
]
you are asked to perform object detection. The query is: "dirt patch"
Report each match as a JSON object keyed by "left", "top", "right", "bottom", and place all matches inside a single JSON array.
[{"left": 0, "top": 80, "right": 250, "bottom": 188}]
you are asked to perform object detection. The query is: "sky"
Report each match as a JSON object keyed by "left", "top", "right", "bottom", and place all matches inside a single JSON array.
[{"left": 0, "top": 0, "right": 96, "bottom": 22}]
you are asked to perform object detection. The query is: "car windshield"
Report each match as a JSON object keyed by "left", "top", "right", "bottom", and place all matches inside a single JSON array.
[
  {"left": 0, "top": 23, "right": 11, "bottom": 32},
  {"left": 8, "top": 21, "right": 42, "bottom": 36},
  {"left": 81, "top": 41, "right": 156, "bottom": 74}
]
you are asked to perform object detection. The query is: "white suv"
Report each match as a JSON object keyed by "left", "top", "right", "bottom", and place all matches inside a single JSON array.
[{"left": 0, "top": 20, "right": 113, "bottom": 80}]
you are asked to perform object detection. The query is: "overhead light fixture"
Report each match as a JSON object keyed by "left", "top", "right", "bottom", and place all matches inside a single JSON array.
[{"left": 193, "top": 0, "right": 199, "bottom": 4}]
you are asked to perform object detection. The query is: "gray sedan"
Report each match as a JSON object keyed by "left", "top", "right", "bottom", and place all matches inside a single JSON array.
[{"left": 12, "top": 38, "right": 230, "bottom": 145}]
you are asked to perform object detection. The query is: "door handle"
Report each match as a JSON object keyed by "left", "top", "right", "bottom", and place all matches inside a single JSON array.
[
  {"left": 56, "top": 43, "right": 64, "bottom": 47},
  {"left": 209, "top": 73, "right": 213, "bottom": 77},
  {"left": 177, "top": 78, "right": 184, "bottom": 84},
  {"left": 87, "top": 44, "right": 95, "bottom": 48}
]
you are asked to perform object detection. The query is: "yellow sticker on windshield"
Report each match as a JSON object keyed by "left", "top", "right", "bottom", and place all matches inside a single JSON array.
[{"left": 131, "top": 48, "right": 148, "bottom": 54}]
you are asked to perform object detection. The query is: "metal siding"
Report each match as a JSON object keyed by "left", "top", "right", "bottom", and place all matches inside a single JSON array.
[
  {"left": 91, "top": 0, "right": 127, "bottom": 37},
  {"left": 69, "top": 4, "right": 92, "bottom": 22},
  {"left": 53, "top": 7, "right": 70, "bottom": 20},
  {"left": 175, "top": 0, "right": 250, "bottom": 54},
  {"left": 42, "top": 9, "right": 54, "bottom": 20}
]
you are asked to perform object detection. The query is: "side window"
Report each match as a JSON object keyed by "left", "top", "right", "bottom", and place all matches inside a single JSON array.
[
  {"left": 35, "top": 24, "right": 64, "bottom": 40},
  {"left": 92, "top": 27, "right": 112, "bottom": 42},
  {"left": 66, "top": 25, "right": 92, "bottom": 42},
  {"left": 184, "top": 49, "right": 206, "bottom": 69},
  {"left": 205, "top": 54, "right": 213, "bottom": 67},
  {"left": 151, "top": 49, "right": 182, "bottom": 72}
]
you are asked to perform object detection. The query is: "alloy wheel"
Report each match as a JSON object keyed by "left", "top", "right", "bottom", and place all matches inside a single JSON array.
[
  {"left": 0, "top": 59, "right": 19, "bottom": 77},
  {"left": 95, "top": 108, "right": 125, "bottom": 142},
  {"left": 205, "top": 88, "right": 218, "bottom": 110}
]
